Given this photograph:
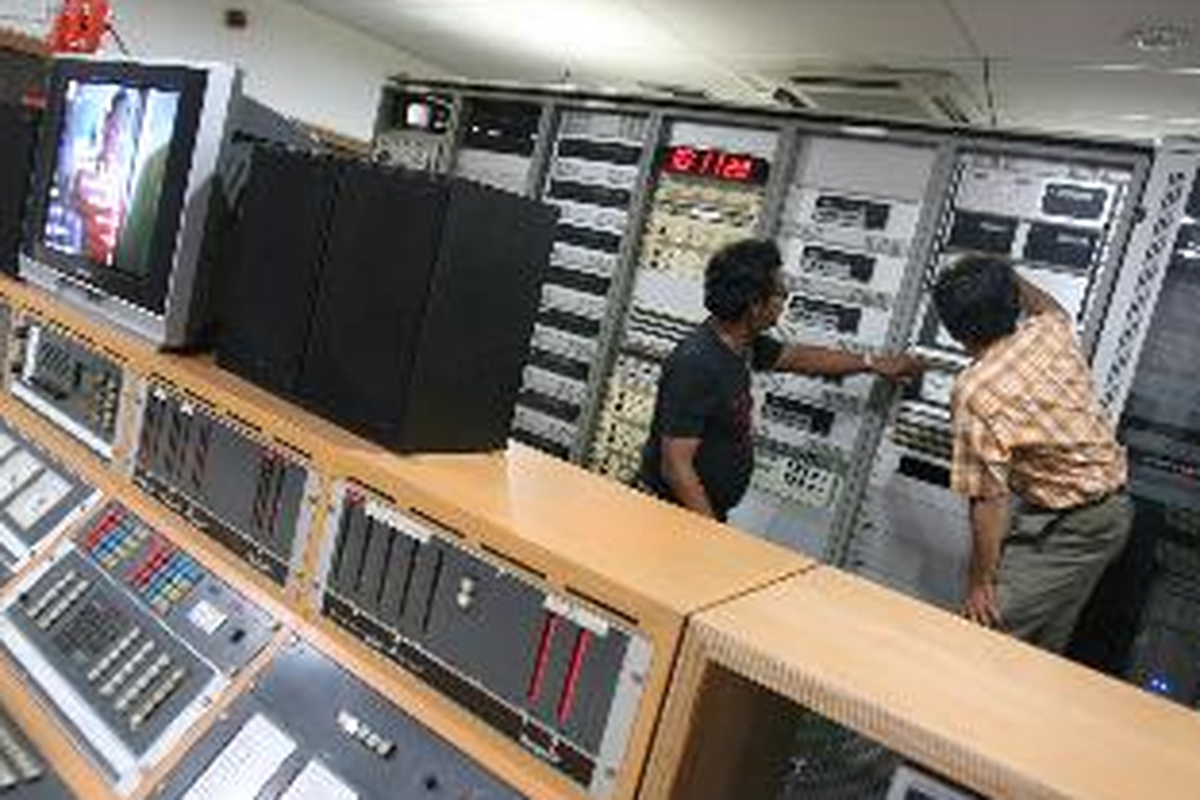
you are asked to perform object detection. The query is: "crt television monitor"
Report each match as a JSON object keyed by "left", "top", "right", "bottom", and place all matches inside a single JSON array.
[{"left": 20, "top": 56, "right": 241, "bottom": 348}]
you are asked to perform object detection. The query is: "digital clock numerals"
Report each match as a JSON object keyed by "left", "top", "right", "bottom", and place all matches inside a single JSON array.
[{"left": 662, "top": 146, "right": 769, "bottom": 185}]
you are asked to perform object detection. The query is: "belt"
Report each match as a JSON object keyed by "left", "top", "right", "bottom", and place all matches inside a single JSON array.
[{"left": 1021, "top": 486, "right": 1126, "bottom": 517}]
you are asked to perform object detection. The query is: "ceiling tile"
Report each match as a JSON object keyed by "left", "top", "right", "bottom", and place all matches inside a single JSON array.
[
  {"left": 290, "top": 0, "right": 698, "bottom": 81},
  {"left": 986, "top": 60, "right": 1200, "bottom": 139},
  {"left": 633, "top": 0, "right": 976, "bottom": 61},
  {"left": 949, "top": 0, "right": 1200, "bottom": 66}
]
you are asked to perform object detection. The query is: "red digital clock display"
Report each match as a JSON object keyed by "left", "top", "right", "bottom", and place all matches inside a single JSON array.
[{"left": 660, "top": 145, "right": 770, "bottom": 185}]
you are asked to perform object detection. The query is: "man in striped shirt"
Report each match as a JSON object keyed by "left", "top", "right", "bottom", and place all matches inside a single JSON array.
[{"left": 932, "top": 254, "right": 1131, "bottom": 653}]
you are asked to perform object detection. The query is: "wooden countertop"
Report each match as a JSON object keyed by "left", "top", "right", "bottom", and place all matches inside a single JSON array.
[
  {"left": 0, "top": 276, "right": 813, "bottom": 625},
  {"left": 692, "top": 568, "right": 1200, "bottom": 800},
  {"left": 338, "top": 440, "right": 813, "bottom": 620}
]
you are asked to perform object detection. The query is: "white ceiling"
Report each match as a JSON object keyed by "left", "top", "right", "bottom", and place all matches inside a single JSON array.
[{"left": 286, "top": 0, "right": 1200, "bottom": 141}]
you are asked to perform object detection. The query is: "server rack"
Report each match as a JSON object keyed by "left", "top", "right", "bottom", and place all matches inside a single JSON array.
[{"left": 372, "top": 79, "right": 1189, "bottom": 628}]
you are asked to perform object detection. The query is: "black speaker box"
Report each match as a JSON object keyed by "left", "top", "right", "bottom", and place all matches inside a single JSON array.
[
  {"left": 215, "top": 147, "right": 342, "bottom": 390},
  {"left": 217, "top": 146, "right": 556, "bottom": 453},
  {"left": 0, "top": 103, "right": 39, "bottom": 276}
]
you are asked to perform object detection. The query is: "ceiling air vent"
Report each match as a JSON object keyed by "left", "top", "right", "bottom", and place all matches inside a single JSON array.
[
  {"left": 637, "top": 81, "right": 712, "bottom": 102},
  {"left": 777, "top": 68, "right": 981, "bottom": 125}
]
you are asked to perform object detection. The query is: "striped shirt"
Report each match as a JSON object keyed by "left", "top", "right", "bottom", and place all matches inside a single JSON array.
[{"left": 949, "top": 311, "right": 1126, "bottom": 509}]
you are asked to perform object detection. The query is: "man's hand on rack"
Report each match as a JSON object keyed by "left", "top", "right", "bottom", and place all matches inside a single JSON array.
[{"left": 868, "top": 352, "right": 929, "bottom": 382}]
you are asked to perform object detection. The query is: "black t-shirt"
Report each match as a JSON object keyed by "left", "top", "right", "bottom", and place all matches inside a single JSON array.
[{"left": 638, "top": 322, "right": 783, "bottom": 518}]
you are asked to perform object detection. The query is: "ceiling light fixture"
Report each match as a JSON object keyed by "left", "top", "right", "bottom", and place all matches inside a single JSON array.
[
  {"left": 1127, "top": 23, "right": 1193, "bottom": 52},
  {"left": 1086, "top": 63, "right": 1149, "bottom": 73}
]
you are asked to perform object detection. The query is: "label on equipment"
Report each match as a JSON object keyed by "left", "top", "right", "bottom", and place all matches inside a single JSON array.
[
  {"left": 181, "top": 713, "right": 297, "bottom": 800},
  {"left": 5, "top": 469, "right": 71, "bottom": 531},
  {"left": 0, "top": 452, "right": 42, "bottom": 505}
]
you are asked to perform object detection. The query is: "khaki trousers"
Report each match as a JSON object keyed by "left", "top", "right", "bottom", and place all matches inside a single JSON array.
[{"left": 996, "top": 492, "right": 1133, "bottom": 653}]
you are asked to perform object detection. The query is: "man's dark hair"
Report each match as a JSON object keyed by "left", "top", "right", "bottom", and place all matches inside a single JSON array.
[
  {"left": 704, "top": 239, "right": 782, "bottom": 322},
  {"left": 932, "top": 254, "right": 1021, "bottom": 348}
]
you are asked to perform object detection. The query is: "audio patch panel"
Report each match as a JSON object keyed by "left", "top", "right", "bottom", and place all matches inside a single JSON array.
[
  {"left": 317, "top": 484, "right": 651, "bottom": 798},
  {"left": 529, "top": 322, "right": 598, "bottom": 367},
  {"left": 0, "top": 501, "right": 275, "bottom": 792},
  {"left": 132, "top": 381, "right": 319, "bottom": 586},
  {"left": 511, "top": 405, "right": 578, "bottom": 460},
  {"left": 588, "top": 123, "right": 774, "bottom": 476},
  {"left": 588, "top": 353, "right": 662, "bottom": 484},
  {"left": 156, "top": 638, "right": 525, "bottom": 800},
  {"left": 513, "top": 111, "right": 650, "bottom": 462},
  {"left": 735, "top": 137, "right": 937, "bottom": 553},
  {"left": 782, "top": 187, "right": 923, "bottom": 262},
  {"left": 751, "top": 436, "right": 849, "bottom": 511},
  {"left": 0, "top": 415, "right": 102, "bottom": 584},
  {"left": 9, "top": 319, "right": 125, "bottom": 462}
]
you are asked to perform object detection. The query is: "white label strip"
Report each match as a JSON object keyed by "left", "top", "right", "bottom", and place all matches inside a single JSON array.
[
  {"left": 0, "top": 520, "right": 25, "bottom": 565},
  {"left": 6, "top": 469, "right": 71, "bottom": 531},
  {"left": 181, "top": 713, "right": 296, "bottom": 800},
  {"left": 279, "top": 760, "right": 358, "bottom": 800},
  {"left": 543, "top": 594, "right": 610, "bottom": 637},
  {"left": 0, "top": 451, "right": 41, "bottom": 505}
]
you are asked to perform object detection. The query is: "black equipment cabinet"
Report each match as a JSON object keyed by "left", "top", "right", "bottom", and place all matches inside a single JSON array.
[
  {"left": 216, "top": 146, "right": 556, "bottom": 453},
  {"left": 0, "top": 103, "right": 39, "bottom": 275}
]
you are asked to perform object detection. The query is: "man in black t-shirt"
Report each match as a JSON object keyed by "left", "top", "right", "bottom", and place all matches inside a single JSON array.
[{"left": 638, "top": 239, "right": 925, "bottom": 521}]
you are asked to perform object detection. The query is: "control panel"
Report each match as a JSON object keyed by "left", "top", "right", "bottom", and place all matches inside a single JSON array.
[
  {"left": 848, "top": 149, "right": 1137, "bottom": 606},
  {"left": 733, "top": 137, "right": 936, "bottom": 556},
  {"left": 589, "top": 123, "right": 776, "bottom": 483},
  {"left": 0, "top": 501, "right": 275, "bottom": 792},
  {"left": 0, "top": 415, "right": 102, "bottom": 585},
  {"left": 317, "top": 483, "right": 651, "bottom": 798},
  {"left": 0, "top": 705, "right": 74, "bottom": 799},
  {"left": 512, "top": 110, "right": 650, "bottom": 461},
  {"left": 133, "top": 381, "right": 319, "bottom": 586},
  {"left": 9, "top": 319, "right": 125, "bottom": 462},
  {"left": 451, "top": 98, "right": 542, "bottom": 195},
  {"left": 156, "top": 637, "right": 525, "bottom": 800}
]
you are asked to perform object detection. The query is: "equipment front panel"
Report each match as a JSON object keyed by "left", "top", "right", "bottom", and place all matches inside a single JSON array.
[
  {"left": 133, "top": 381, "right": 314, "bottom": 586},
  {"left": 0, "top": 500, "right": 275, "bottom": 792},
  {"left": 318, "top": 483, "right": 651, "bottom": 799}
]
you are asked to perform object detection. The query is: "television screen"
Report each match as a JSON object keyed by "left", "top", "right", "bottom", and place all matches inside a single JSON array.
[
  {"left": 42, "top": 80, "right": 181, "bottom": 280},
  {"left": 21, "top": 57, "right": 243, "bottom": 348}
]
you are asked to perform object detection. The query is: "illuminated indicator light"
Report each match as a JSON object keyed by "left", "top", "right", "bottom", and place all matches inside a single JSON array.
[
  {"left": 527, "top": 612, "right": 561, "bottom": 703},
  {"left": 557, "top": 628, "right": 592, "bottom": 725},
  {"left": 1147, "top": 675, "right": 1174, "bottom": 695},
  {"left": 661, "top": 145, "right": 769, "bottom": 185}
]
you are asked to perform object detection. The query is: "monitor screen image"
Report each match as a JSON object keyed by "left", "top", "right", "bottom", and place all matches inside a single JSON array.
[
  {"left": 42, "top": 80, "right": 180, "bottom": 280},
  {"left": 20, "top": 57, "right": 247, "bottom": 347}
]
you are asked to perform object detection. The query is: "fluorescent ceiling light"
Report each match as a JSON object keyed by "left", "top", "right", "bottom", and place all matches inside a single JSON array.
[{"left": 1083, "top": 63, "right": 1149, "bottom": 73}]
